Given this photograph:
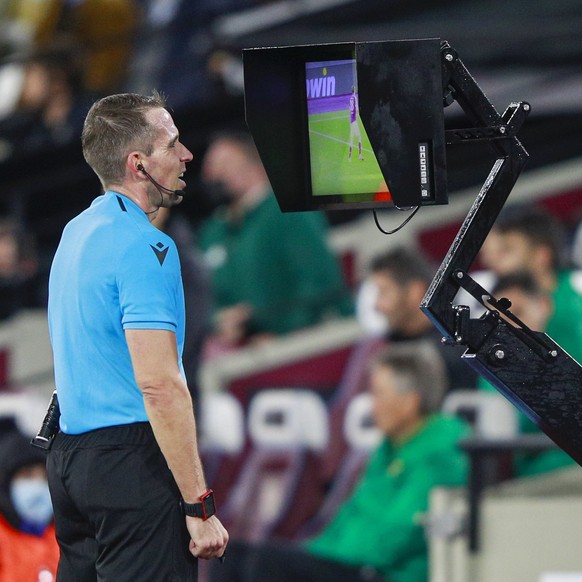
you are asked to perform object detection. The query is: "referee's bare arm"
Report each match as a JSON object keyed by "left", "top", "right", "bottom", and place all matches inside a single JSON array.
[{"left": 126, "top": 328, "right": 229, "bottom": 560}]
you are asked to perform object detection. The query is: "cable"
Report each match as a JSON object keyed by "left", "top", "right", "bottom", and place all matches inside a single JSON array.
[{"left": 372, "top": 205, "right": 420, "bottom": 235}]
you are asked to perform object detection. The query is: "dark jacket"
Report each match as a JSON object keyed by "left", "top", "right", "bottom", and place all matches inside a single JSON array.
[{"left": 0, "top": 422, "right": 47, "bottom": 529}]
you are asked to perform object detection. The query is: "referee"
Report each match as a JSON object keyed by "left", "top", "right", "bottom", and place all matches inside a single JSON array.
[{"left": 45, "top": 92, "right": 228, "bottom": 581}]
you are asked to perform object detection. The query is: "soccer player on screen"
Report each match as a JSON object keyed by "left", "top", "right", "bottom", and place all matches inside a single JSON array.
[{"left": 348, "top": 86, "right": 364, "bottom": 162}]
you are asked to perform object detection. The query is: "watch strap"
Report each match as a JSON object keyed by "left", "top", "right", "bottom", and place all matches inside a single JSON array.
[{"left": 181, "top": 489, "right": 216, "bottom": 520}]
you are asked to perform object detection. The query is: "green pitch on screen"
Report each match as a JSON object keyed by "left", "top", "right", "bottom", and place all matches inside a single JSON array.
[{"left": 308, "top": 111, "right": 389, "bottom": 199}]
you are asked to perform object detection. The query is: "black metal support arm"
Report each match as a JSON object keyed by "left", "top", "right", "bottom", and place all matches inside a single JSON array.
[
  {"left": 420, "top": 42, "right": 582, "bottom": 549},
  {"left": 422, "top": 42, "right": 531, "bottom": 342}
]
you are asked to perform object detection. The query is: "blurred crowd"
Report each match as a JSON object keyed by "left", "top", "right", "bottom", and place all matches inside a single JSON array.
[
  {"left": 1, "top": 143, "right": 581, "bottom": 579},
  {"left": 0, "top": 0, "right": 276, "bottom": 315},
  {"left": 0, "top": 0, "right": 261, "bottom": 163}
]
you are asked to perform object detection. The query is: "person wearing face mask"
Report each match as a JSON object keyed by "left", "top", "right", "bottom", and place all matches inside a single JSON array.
[
  {"left": 0, "top": 423, "right": 59, "bottom": 582},
  {"left": 199, "top": 130, "right": 353, "bottom": 357}
]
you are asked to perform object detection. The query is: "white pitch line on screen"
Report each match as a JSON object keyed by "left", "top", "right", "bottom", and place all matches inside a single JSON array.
[
  {"left": 310, "top": 115, "right": 350, "bottom": 123},
  {"left": 308, "top": 128, "right": 374, "bottom": 154}
]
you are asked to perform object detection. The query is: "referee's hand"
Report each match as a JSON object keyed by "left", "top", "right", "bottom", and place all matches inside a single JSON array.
[{"left": 186, "top": 515, "right": 229, "bottom": 561}]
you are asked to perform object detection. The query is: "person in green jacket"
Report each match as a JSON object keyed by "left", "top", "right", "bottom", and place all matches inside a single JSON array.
[
  {"left": 198, "top": 130, "right": 353, "bottom": 356},
  {"left": 478, "top": 271, "right": 576, "bottom": 477},
  {"left": 209, "top": 342, "right": 469, "bottom": 582},
  {"left": 491, "top": 204, "right": 582, "bottom": 364}
]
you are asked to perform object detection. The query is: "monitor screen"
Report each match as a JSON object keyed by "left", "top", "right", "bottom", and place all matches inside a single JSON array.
[
  {"left": 243, "top": 39, "right": 447, "bottom": 212},
  {"left": 305, "top": 59, "right": 392, "bottom": 205}
]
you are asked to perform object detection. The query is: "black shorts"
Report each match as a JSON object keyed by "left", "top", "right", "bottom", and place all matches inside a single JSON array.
[{"left": 47, "top": 422, "right": 198, "bottom": 582}]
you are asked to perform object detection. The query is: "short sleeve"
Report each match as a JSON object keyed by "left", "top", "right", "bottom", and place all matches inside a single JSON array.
[{"left": 118, "top": 235, "right": 182, "bottom": 332}]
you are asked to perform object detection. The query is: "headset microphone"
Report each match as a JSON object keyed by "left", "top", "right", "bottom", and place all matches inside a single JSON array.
[{"left": 137, "top": 163, "right": 186, "bottom": 197}]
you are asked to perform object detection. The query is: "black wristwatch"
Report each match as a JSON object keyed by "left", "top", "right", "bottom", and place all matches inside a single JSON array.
[{"left": 180, "top": 489, "right": 216, "bottom": 520}]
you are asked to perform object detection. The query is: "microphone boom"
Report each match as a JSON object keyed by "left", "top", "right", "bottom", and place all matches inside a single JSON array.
[{"left": 138, "top": 164, "right": 186, "bottom": 197}]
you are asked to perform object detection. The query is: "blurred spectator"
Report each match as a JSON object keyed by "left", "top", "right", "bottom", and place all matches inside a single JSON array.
[
  {"left": 0, "top": 0, "right": 136, "bottom": 126},
  {"left": 63, "top": 0, "right": 138, "bottom": 95},
  {"left": 0, "top": 425, "right": 59, "bottom": 581},
  {"left": 0, "top": 0, "right": 63, "bottom": 49},
  {"left": 209, "top": 342, "right": 469, "bottom": 582},
  {"left": 490, "top": 205, "right": 582, "bottom": 363},
  {"left": 479, "top": 271, "right": 576, "bottom": 477},
  {"left": 456, "top": 205, "right": 582, "bottom": 362},
  {"left": 153, "top": 207, "right": 213, "bottom": 416},
  {"left": 368, "top": 247, "right": 478, "bottom": 391},
  {"left": 321, "top": 248, "right": 476, "bottom": 485},
  {"left": 0, "top": 218, "right": 43, "bottom": 319},
  {"left": 0, "top": 0, "right": 62, "bottom": 128},
  {"left": 198, "top": 130, "right": 353, "bottom": 358},
  {"left": 0, "top": 39, "right": 90, "bottom": 159}
]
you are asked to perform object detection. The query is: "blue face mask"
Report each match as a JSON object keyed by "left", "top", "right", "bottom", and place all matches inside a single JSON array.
[{"left": 10, "top": 477, "right": 53, "bottom": 529}]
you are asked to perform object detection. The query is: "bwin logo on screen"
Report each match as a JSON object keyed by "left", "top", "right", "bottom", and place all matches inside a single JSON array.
[{"left": 306, "top": 75, "right": 336, "bottom": 98}]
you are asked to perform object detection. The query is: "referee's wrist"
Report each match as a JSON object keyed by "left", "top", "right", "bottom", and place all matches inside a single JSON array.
[{"left": 180, "top": 489, "right": 216, "bottom": 520}]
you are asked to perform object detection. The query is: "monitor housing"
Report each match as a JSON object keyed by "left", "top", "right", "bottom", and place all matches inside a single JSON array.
[{"left": 243, "top": 38, "right": 447, "bottom": 212}]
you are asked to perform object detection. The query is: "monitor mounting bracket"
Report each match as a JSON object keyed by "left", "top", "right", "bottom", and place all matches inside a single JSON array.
[{"left": 421, "top": 41, "right": 582, "bottom": 467}]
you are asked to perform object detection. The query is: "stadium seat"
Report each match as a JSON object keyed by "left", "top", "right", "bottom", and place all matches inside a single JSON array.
[
  {"left": 199, "top": 391, "right": 245, "bottom": 455},
  {"left": 441, "top": 389, "right": 518, "bottom": 439},
  {"left": 320, "top": 336, "right": 385, "bottom": 483},
  {"left": 296, "top": 392, "right": 381, "bottom": 539},
  {"left": 198, "top": 391, "right": 246, "bottom": 501},
  {"left": 220, "top": 388, "right": 329, "bottom": 542},
  {"left": 343, "top": 391, "right": 381, "bottom": 449}
]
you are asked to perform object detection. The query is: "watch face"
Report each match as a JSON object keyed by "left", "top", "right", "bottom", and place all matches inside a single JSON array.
[{"left": 202, "top": 492, "right": 216, "bottom": 519}]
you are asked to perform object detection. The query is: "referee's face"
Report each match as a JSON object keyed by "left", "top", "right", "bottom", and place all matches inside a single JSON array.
[{"left": 144, "top": 107, "right": 193, "bottom": 205}]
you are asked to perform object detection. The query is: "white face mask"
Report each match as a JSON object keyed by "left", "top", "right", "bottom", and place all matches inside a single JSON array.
[{"left": 10, "top": 477, "right": 53, "bottom": 528}]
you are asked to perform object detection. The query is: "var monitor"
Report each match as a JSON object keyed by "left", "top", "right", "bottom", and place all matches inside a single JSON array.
[{"left": 243, "top": 38, "right": 448, "bottom": 212}]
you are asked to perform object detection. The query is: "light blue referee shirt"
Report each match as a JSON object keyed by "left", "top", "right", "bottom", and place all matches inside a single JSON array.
[{"left": 48, "top": 191, "right": 185, "bottom": 434}]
